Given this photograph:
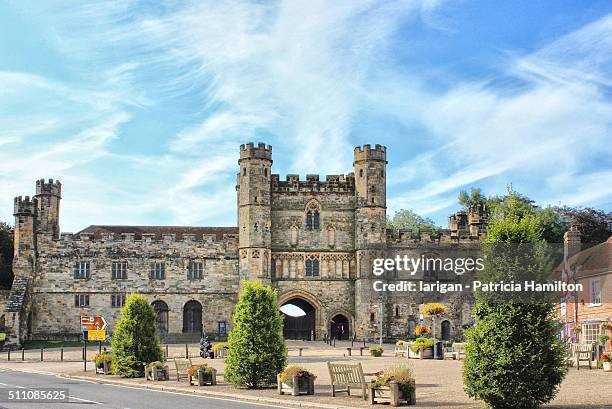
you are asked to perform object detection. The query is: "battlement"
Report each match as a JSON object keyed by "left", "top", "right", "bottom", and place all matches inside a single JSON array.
[
  {"left": 35, "top": 179, "right": 62, "bottom": 197},
  {"left": 59, "top": 231, "right": 239, "bottom": 244},
  {"left": 239, "top": 142, "right": 272, "bottom": 161},
  {"left": 354, "top": 144, "right": 387, "bottom": 162},
  {"left": 271, "top": 173, "right": 355, "bottom": 193},
  {"left": 14, "top": 196, "right": 38, "bottom": 216},
  {"left": 386, "top": 228, "right": 482, "bottom": 245}
]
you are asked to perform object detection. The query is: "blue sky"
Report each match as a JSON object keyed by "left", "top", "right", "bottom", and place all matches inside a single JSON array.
[{"left": 1, "top": 0, "right": 611, "bottom": 232}]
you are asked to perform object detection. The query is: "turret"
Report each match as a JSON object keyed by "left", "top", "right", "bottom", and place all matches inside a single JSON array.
[
  {"left": 237, "top": 143, "right": 273, "bottom": 282},
  {"left": 13, "top": 196, "right": 37, "bottom": 272},
  {"left": 34, "top": 179, "right": 61, "bottom": 239},
  {"left": 354, "top": 144, "right": 387, "bottom": 252}
]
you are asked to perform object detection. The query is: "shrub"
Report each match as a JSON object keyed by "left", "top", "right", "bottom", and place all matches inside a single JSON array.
[
  {"left": 279, "top": 365, "right": 314, "bottom": 387},
  {"left": 598, "top": 334, "right": 609, "bottom": 345},
  {"left": 410, "top": 338, "right": 434, "bottom": 353},
  {"left": 111, "top": 294, "right": 163, "bottom": 377},
  {"left": 370, "top": 346, "right": 384, "bottom": 357},
  {"left": 224, "top": 281, "right": 287, "bottom": 388}
]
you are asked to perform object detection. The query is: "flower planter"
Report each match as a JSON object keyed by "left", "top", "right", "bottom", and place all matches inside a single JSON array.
[
  {"left": 409, "top": 347, "right": 433, "bottom": 359},
  {"left": 603, "top": 362, "right": 612, "bottom": 372},
  {"left": 214, "top": 347, "right": 228, "bottom": 359},
  {"left": 371, "top": 380, "right": 416, "bottom": 406},
  {"left": 145, "top": 364, "right": 169, "bottom": 381},
  {"left": 190, "top": 368, "right": 217, "bottom": 386},
  {"left": 277, "top": 374, "right": 315, "bottom": 396},
  {"left": 95, "top": 360, "right": 112, "bottom": 375}
]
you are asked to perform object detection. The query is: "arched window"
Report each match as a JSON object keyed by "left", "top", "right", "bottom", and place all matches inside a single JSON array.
[
  {"left": 152, "top": 300, "right": 169, "bottom": 335},
  {"left": 305, "top": 201, "right": 321, "bottom": 231},
  {"left": 305, "top": 256, "right": 320, "bottom": 277}
]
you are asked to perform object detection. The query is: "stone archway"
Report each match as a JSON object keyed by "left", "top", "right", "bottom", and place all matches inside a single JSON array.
[
  {"left": 278, "top": 290, "right": 323, "bottom": 341},
  {"left": 330, "top": 314, "right": 350, "bottom": 340},
  {"left": 151, "top": 300, "right": 169, "bottom": 335},
  {"left": 182, "top": 300, "right": 202, "bottom": 334},
  {"left": 441, "top": 320, "right": 451, "bottom": 341}
]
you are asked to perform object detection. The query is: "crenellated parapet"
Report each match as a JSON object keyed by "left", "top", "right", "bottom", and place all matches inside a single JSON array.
[
  {"left": 353, "top": 144, "right": 387, "bottom": 163},
  {"left": 58, "top": 232, "right": 239, "bottom": 244},
  {"left": 271, "top": 173, "right": 355, "bottom": 193},
  {"left": 35, "top": 178, "right": 62, "bottom": 197},
  {"left": 239, "top": 142, "right": 272, "bottom": 161},
  {"left": 14, "top": 196, "right": 38, "bottom": 216}
]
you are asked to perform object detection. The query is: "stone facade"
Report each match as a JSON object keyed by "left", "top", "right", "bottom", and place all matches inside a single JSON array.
[{"left": 4, "top": 143, "right": 488, "bottom": 347}]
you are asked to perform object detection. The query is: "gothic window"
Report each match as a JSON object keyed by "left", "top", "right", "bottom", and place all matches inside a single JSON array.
[
  {"left": 188, "top": 261, "right": 204, "bottom": 280},
  {"left": 74, "top": 294, "right": 89, "bottom": 307},
  {"left": 305, "top": 256, "right": 320, "bottom": 277},
  {"left": 270, "top": 258, "right": 276, "bottom": 278},
  {"left": 74, "top": 261, "right": 90, "bottom": 279},
  {"left": 111, "top": 293, "right": 126, "bottom": 308},
  {"left": 149, "top": 262, "right": 165, "bottom": 280},
  {"left": 305, "top": 200, "right": 321, "bottom": 231},
  {"left": 243, "top": 167, "right": 246, "bottom": 176},
  {"left": 111, "top": 262, "right": 127, "bottom": 279},
  {"left": 359, "top": 169, "right": 363, "bottom": 177}
]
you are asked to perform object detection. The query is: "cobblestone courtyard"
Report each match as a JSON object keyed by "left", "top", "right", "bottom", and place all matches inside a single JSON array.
[{"left": 0, "top": 341, "right": 610, "bottom": 408}]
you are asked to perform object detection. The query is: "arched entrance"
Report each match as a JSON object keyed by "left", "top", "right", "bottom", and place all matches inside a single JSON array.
[
  {"left": 281, "top": 298, "right": 316, "bottom": 341},
  {"left": 330, "top": 314, "right": 349, "bottom": 340},
  {"left": 441, "top": 320, "right": 451, "bottom": 341},
  {"left": 183, "top": 300, "right": 202, "bottom": 333},
  {"left": 152, "top": 300, "right": 169, "bottom": 335}
]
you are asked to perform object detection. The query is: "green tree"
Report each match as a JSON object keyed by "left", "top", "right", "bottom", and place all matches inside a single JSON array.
[
  {"left": 111, "top": 294, "right": 162, "bottom": 377},
  {"left": 463, "top": 191, "right": 567, "bottom": 409},
  {"left": 554, "top": 206, "right": 611, "bottom": 245},
  {"left": 225, "top": 281, "right": 287, "bottom": 388},
  {"left": 0, "top": 222, "right": 14, "bottom": 289},
  {"left": 458, "top": 187, "right": 487, "bottom": 209},
  {"left": 386, "top": 209, "right": 438, "bottom": 235}
]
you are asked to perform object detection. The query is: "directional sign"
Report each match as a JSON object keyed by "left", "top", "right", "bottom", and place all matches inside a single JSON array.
[
  {"left": 87, "top": 330, "right": 106, "bottom": 341},
  {"left": 81, "top": 315, "right": 108, "bottom": 331}
]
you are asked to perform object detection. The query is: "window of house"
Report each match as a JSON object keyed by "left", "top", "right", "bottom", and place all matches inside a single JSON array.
[
  {"left": 395, "top": 305, "right": 400, "bottom": 318},
  {"left": 370, "top": 312, "right": 375, "bottom": 322},
  {"left": 305, "top": 257, "right": 320, "bottom": 277},
  {"left": 243, "top": 167, "right": 246, "bottom": 176},
  {"left": 74, "top": 261, "right": 90, "bottom": 279},
  {"left": 111, "top": 262, "right": 128, "bottom": 279},
  {"left": 149, "top": 262, "right": 165, "bottom": 280},
  {"left": 591, "top": 280, "right": 601, "bottom": 305},
  {"left": 305, "top": 201, "right": 320, "bottom": 231},
  {"left": 270, "top": 259, "right": 276, "bottom": 278},
  {"left": 111, "top": 294, "right": 126, "bottom": 308},
  {"left": 218, "top": 321, "right": 227, "bottom": 338},
  {"left": 264, "top": 167, "right": 268, "bottom": 177},
  {"left": 581, "top": 321, "right": 602, "bottom": 343},
  {"left": 75, "top": 294, "right": 90, "bottom": 307},
  {"left": 359, "top": 169, "right": 363, "bottom": 177},
  {"left": 188, "top": 261, "right": 204, "bottom": 280}
]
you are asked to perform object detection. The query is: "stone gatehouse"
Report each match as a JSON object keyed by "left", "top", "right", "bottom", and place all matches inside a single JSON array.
[{"left": 3, "top": 143, "right": 487, "bottom": 347}]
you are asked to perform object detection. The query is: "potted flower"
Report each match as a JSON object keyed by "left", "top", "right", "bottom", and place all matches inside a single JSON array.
[
  {"left": 145, "top": 361, "right": 169, "bottom": 381},
  {"left": 599, "top": 354, "right": 611, "bottom": 372},
  {"left": 415, "top": 325, "right": 430, "bottom": 336},
  {"left": 410, "top": 338, "right": 434, "bottom": 359},
  {"left": 370, "top": 364, "right": 416, "bottom": 406},
  {"left": 598, "top": 334, "right": 610, "bottom": 348},
  {"left": 370, "top": 346, "right": 384, "bottom": 357},
  {"left": 212, "top": 342, "right": 229, "bottom": 358},
  {"left": 277, "top": 365, "right": 316, "bottom": 396},
  {"left": 92, "top": 351, "right": 112, "bottom": 375},
  {"left": 188, "top": 364, "right": 217, "bottom": 386}
]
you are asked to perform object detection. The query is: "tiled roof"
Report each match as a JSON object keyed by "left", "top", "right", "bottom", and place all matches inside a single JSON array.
[{"left": 77, "top": 225, "right": 238, "bottom": 241}]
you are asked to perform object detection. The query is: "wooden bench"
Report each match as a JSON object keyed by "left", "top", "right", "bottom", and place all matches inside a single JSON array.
[
  {"left": 288, "top": 347, "right": 304, "bottom": 356},
  {"left": 327, "top": 362, "right": 375, "bottom": 400},
  {"left": 444, "top": 342, "right": 466, "bottom": 360},
  {"left": 173, "top": 357, "right": 193, "bottom": 381},
  {"left": 574, "top": 343, "right": 593, "bottom": 370},
  {"left": 394, "top": 344, "right": 409, "bottom": 357}
]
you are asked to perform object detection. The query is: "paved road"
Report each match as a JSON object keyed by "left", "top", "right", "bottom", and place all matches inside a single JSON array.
[{"left": 0, "top": 369, "right": 287, "bottom": 409}]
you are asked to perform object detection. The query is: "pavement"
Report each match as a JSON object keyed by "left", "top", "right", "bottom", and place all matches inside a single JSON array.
[{"left": 0, "top": 341, "right": 610, "bottom": 409}]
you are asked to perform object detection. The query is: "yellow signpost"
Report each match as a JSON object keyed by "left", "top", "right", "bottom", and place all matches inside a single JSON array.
[{"left": 87, "top": 329, "right": 106, "bottom": 341}]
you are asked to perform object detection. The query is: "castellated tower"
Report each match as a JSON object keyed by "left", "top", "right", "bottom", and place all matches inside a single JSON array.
[
  {"left": 237, "top": 143, "right": 273, "bottom": 284},
  {"left": 34, "top": 179, "right": 61, "bottom": 239},
  {"left": 13, "top": 195, "right": 38, "bottom": 274},
  {"left": 353, "top": 144, "right": 387, "bottom": 339}
]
